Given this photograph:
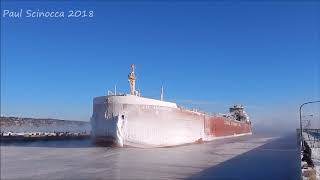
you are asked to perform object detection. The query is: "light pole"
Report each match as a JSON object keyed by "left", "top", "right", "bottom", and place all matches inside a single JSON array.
[{"left": 299, "top": 100, "right": 320, "bottom": 151}]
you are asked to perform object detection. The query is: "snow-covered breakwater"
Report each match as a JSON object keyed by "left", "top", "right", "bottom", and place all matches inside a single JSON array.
[{"left": 0, "top": 116, "right": 90, "bottom": 133}]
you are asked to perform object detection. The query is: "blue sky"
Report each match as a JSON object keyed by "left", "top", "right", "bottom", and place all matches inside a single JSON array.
[{"left": 1, "top": 1, "right": 319, "bottom": 129}]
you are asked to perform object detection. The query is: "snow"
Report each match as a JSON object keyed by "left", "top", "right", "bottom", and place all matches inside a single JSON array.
[
  {"left": 312, "top": 148, "right": 320, "bottom": 179},
  {"left": 303, "top": 130, "right": 320, "bottom": 180},
  {"left": 1, "top": 118, "right": 90, "bottom": 133}
]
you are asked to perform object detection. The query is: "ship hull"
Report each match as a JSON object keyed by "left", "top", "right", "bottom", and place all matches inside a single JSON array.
[{"left": 91, "top": 96, "right": 252, "bottom": 148}]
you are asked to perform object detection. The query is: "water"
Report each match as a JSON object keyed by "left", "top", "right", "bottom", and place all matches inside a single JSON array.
[{"left": 1, "top": 134, "right": 298, "bottom": 180}]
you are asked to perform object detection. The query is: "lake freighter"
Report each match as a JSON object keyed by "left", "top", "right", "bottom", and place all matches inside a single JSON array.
[{"left": 91, "top": 65, "right": 252, "bottom": 147}]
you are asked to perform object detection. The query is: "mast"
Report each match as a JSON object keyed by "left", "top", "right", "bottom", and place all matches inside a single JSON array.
[
  {"left": 160, "top": 86, "right": 164, "bottom": 101},
  {"left": 128, "top": 64, "right": 137, "bottom": 95}
]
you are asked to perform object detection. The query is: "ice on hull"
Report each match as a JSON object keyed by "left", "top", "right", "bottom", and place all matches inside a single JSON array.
[
  {"left": 91, "top": 95, "right": 252, "bottom": 148},
  {"left": 91, "top": 115, "right": 124, "bottom": 147},
  {"left": 91, "top": 64, "right": 252, "bottom": 148},
  {"left": 91, "top": 95, "right": 204, "bottom": 147}
]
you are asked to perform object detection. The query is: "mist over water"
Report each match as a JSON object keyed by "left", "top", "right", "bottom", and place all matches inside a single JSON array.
[
  {"left": 1, "top": 135, "right": 280, "bottom": 180},
  {"left": 0, "top": 114, "right": 301, "bottom": 179}
]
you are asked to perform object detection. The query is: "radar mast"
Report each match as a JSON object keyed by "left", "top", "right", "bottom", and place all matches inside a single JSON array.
[{"left": 128, "top": 64, "right": 137, "bottom": 95}]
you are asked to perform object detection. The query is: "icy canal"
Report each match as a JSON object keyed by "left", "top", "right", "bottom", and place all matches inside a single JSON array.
[{"left": 1, "top": 133, "right": 300, "bottom": 180}]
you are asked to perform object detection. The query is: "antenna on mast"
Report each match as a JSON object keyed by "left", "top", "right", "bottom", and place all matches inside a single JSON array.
[{"left": 160, "top": 86, "right": 164, "bottom": 101}]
